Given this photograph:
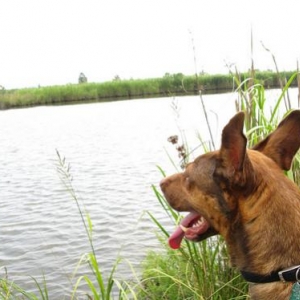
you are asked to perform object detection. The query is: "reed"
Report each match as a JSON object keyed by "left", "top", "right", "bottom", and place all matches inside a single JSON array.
[
  {"left": 56, "top": 150, "right": 121, "bottom": 300},
  {"left": 0, "top": 271, "right": 49, "bottom": 299},
  {"left": 0, "top": 71, "right": 297, "bottom": 109}
]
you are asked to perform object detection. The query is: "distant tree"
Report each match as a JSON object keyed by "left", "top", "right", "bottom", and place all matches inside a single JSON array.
[
  {"left": 78, "top": 72, "right": 88, "bottom": 84},
  {"left": 113, "top": 75, "right": 121, "bottom": 81}
]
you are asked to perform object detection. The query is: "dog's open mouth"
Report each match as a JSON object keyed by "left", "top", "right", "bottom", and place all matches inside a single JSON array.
[{"left": 168, "top": 211, "right": 211, "bottom": 249}]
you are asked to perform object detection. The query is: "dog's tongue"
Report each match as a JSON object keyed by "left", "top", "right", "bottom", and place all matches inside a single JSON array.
[
  {"left": 168, "top": 226, "right": 186, "bottom": 250},
  {"left": 168, "top": 212, "right": 201, "bottom": 249}
]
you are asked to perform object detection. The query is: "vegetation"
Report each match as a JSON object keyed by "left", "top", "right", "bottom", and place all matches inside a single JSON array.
[{"left": 0, "top": 70, "right": 298, "bottom": 109}]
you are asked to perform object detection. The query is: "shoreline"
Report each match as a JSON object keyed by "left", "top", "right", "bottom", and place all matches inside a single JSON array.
[{"left": 0, "top": 70, "right": 298, "bottom": 110}]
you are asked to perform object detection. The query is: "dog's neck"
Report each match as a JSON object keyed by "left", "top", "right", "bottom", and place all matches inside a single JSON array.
[{"left": 223, "top": 152, "right": 300, "bottom": 277}]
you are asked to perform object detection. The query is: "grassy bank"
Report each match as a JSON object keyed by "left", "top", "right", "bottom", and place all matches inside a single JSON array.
[{"left": 0, "top": 70, "right": 298, "bottom": 109}]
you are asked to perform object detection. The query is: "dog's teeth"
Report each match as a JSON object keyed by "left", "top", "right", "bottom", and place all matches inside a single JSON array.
[{"left": 180, "top": 224, "right": 188, "bottom": 232}]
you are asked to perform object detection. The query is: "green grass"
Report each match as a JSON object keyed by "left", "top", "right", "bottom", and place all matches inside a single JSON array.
[
  {"left": 56, "top": 150, "right": 124, "bottom": 300},
  {"left": 0, "top": 272, "right": 49, "bottom": 300},
  {"left": 0, "top": 70, "right": 298, "bottom": 109}
]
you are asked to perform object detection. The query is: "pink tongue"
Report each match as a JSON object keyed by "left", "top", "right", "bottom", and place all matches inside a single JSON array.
[
  {"left": 168, "top": 227, "right": 185, "bottom": 249},
  {"left": 168, "top": 212, "right": 201, "bottom": 249}
]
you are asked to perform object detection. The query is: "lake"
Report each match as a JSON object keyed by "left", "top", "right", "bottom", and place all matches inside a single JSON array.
[{"left": 0, "top": 89, "right": 297, "bottom": 298}]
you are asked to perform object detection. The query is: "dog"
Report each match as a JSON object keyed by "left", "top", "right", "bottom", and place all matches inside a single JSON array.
[{"left": 160, "top": 110, "right": 300, "bottom": 299}]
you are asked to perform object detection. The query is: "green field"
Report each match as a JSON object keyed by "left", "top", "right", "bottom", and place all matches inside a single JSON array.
[{"left": 0, "top": 70, "right": 297, "bottom": 109}]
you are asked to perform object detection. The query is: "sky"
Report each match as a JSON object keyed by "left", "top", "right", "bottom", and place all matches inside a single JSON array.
[{"left": 0, "top": 0, "right": 299, "bottom": 89}]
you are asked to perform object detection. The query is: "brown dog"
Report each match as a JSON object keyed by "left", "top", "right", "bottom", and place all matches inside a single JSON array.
[{"left": 160, "top": 110, "right": 300, "bottom": 300}]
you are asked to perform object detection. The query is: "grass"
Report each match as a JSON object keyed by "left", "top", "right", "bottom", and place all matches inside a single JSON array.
[
  {"left": 0, "top": 70, "right": 298, "bottom": 109},
  {"left": 56, "top": 150, "right": 126, "bottom": 300},
  {"left": 0, "top": 271, "right": 49, "bottom": 300}
]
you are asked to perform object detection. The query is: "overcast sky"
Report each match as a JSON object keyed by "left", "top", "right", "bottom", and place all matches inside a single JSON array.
[{"left": 0, "top": 0, "right": 299, "bottom": 89}]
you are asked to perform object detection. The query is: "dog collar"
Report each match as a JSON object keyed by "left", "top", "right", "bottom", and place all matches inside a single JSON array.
[{"left": 241, "top": 265, "right": 300, "bottom": 283}]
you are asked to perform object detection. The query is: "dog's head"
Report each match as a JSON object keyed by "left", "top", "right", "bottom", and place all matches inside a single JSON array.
[{"left": 160, "top": 110, "right": 300, "bottom": 250}]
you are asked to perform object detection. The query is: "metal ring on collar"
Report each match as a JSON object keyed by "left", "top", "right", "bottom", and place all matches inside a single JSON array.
[{"left": 296, "top": 268, "right": 300, "bottom": 282}]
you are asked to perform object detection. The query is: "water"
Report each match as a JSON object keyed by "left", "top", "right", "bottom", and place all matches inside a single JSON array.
[{"left": 0, "top": 90, "right": 296, "bottom": 298}]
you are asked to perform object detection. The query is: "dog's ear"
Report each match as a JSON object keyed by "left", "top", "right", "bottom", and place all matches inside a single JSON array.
[
  {"left": 219, "top": 112, "right": 247, "bottom": 176},
  {"left": 253, "top": 110, "right": 300, "bottom": 170}
]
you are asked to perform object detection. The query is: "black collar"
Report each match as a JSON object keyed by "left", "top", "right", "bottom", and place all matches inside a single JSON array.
[{"left": 241, "top": 265, "right": 300, "bottom": 283}]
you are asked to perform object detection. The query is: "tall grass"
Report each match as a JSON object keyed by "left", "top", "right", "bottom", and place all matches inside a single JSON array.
[
  {"left": 0, "top": 71, "right": 298, "bottom": 109},
  {"left": 56, "top": 150, "right": 144, "bottom": 299},
  {"left": 56, "top": 150, "right": 124, "bottom": 300},
  {"left": 0, "top": 270, "right": 49, "bottom": 300}
]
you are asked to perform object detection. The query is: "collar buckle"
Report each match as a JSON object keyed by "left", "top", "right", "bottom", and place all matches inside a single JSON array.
[{"left": 278, "top": 265, "right": 300, "bottom": 282}]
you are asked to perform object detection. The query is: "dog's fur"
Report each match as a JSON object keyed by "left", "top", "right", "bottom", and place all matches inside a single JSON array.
[{"left": 160, "top": 111, "right": 300, "bottom": 299}]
